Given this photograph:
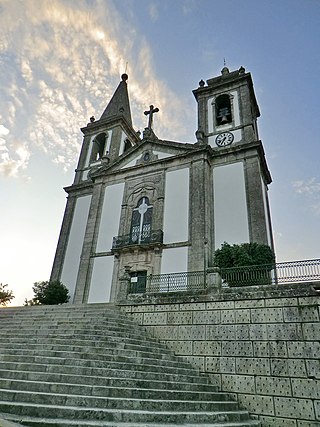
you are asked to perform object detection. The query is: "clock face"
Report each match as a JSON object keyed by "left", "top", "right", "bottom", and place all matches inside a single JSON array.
[{"left": 215, "top": 132, "right": 234, "bottom": 147}]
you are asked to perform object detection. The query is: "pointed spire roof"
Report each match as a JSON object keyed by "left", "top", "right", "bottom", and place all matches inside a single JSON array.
[{"left": 100, "top": 74, "right": 132, "bottom": 126}]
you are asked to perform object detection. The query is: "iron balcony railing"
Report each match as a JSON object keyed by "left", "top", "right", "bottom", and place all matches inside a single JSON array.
[
  {"left": 128, "top": 271, "right": 206, "bottom": 294},
  {"left": 112, "top": 229, "right": 163, "bottom": 250},
  {"left": 127, "top": 259, "right": 320, "bottom": 295},
  {"left": 220, "top": 258, "right": 320, "bottom": 287}
]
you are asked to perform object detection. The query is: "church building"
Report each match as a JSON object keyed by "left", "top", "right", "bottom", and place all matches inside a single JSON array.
[{"left": 50, "top": 66, "right": 273, "bottom": 304}]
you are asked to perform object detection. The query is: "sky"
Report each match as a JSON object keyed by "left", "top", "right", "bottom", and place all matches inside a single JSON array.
[{"left": 1, "top": 0, "right": 319, "bottom": 306}]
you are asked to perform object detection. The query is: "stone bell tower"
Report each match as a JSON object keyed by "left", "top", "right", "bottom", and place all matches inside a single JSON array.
[
  {"left": 50, "top": 74, "right": 140, "bottom": 303},
  {"left": 193, "top": 66, "right": 273, "bottom": 250}
]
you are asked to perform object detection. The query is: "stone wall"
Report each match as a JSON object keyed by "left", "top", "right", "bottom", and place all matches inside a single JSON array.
[{"left": 119, "top": 283, "right": 320, "bottom": 426}]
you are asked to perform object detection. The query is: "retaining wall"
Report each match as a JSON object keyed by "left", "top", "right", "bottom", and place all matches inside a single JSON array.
[{"left": 119, "top": 283, "right": 320, "bottom": 426}]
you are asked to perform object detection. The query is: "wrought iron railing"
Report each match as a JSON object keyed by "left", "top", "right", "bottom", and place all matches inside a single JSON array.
[
  {"left": 220, "top": 259, "right": 320, "bottom": 287},
  {"left": 112, "top": 229, "right": 163, "bottom": 250},
  {"left": 126, "top": 259, "right": 320, "bottom": 295},
  {"left": 146, "top": 271, "right": 206, "bottom": 293}
]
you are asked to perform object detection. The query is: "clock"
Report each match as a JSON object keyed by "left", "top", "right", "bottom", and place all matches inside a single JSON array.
[{"left": 215, "top": 132, "right": 234, "bottom": 147}]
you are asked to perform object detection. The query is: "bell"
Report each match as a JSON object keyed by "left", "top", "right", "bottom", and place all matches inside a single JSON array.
[{"left": 220, "top": 115, "right": 228, "bottom": 124}]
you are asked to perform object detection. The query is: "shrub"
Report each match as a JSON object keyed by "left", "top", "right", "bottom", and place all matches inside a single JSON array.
[
  {"left": 214, "top": 242, "right": 275, "bottom": 286},
  {"left": 214, "top": 242, "right": 275, "bottom": 268},
  {"left": 0, "top": 283, "right": 15, "bottom": 306},
  {"left": 29, "top": 280, "right": 70, "bottom": 305}
]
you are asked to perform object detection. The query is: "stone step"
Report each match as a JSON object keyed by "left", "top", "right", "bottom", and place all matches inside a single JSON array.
[
  {"left": 0, "top": 309, "right": 142, "bottom": 322},
  {"left": 0, "top": 370, "right": 212, "bottom": 393},
  {"left": 0, "top": 324, "right": 154, "bottom": 340},
  {"left": 2, "top": 332, "right": 169, "bottom": 353},
  {"left": 0, "top": 370, "right": 216, "bottom": 391},
  {"left": 0, "top": 412, "right": 261, "bottom": 426},
  {"left": 0, "top": 402, "right": 254, "bottom": 424},
  {"left": 0, "top": 342, "right": 176, "bottom": 361},
  {"left": 0, "top": 304, "right": 259, "bottom": 426},
  {"left": 0, "top": 312, "right": 137, "bottom": 326},
  {"left": 0, "top": 355, "right": 200, "bottom": 384},
  {"left": 0, "top": 349, "right": 191, "bottom": 372},
  {"left": 0, "top": 304, "right": 119, "bottom": 316},
  {"left": 0, "top": 389, "right": 239, "bottom": 412},
  {"left": 3, "top": 336, "right": 172, "bottom": 356},
  {"left": 0, "top": 330, "right": 165, "bottom": 350},
  {"left": 0, "top": 376, "right": 226, "bottom": 401},
  {"left": 0, "top": 355, "right": 202, "bottom": 382}
]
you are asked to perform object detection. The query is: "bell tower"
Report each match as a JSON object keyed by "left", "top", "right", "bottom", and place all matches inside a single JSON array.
[
  {"left": 73, "top": 73, "right": 140, "bottom": 184},
  {"left": 193, "top": 65, "right": 260, "bottom": 148},
  {"left": 50, "top": 74, "right": 140, "bottom": 303},
  {"left": 193, "top": 66, "right": 273, "bottom": 251}
]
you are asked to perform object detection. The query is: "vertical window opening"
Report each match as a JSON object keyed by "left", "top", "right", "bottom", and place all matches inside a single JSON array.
[
  {"left": 216, "top": 94, "right": 232, "bottom": 126},
  {"left": 123, "top": 138, "right": 132, "bottom": 153},
  {"left": 91, "top": 132, "right": 107, "bottom": 162},
  {"left": 130, "top": 197, "right": 153, "bottom": 244}
]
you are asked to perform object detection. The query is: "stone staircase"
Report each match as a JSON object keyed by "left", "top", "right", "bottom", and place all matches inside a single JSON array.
[{"left": 0, "top": 304, "right": 260, "bottom": 427}]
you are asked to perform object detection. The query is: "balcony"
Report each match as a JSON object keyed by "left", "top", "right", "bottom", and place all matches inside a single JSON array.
[{"left": 112, "top": 229, "right": 163, "bottom": 250}]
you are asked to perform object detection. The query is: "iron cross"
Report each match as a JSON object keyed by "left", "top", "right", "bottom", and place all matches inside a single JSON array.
[{"left": 144, "top": 105, "right": 159, "bottom": 130}]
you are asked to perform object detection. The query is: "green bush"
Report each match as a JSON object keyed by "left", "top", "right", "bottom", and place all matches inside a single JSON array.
[
  {"left": 0, "top": 283, "right": 15, "bottom": 306},
  {"left": 214, "top": 242, "right": 275, "bottom": 286},
  {"left": 27, "top": 280, "right": 70, "bottom": 305}
]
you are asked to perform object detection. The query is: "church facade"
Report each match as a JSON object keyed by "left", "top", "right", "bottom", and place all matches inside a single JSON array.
[{"left": 50, "top": 66, "right": 273, "bottom": 304}]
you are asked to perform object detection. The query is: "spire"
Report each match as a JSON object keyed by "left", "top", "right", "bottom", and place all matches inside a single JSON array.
[{"left": 100, "top": 74, "right": 132, "bottom": 126}]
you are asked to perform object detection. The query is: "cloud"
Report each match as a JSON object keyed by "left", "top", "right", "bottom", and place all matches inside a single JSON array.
[
  {"left": 181, "top": 0, "right": 197, "bottom": 15},
  {"left": 293, "top": 177, "right": 320, "bottom": 215},
  {"left": 0, "top": 124, "right": 9, "bottom": 136},
  {"left": 0, "top": 0, "right": 193, "bottom": 178},
  {"left": 148, "top": 3, "right": 159, "bottom": 22},
  {"left": 293, "top": 177, "right": 320, "bottom": 195}
]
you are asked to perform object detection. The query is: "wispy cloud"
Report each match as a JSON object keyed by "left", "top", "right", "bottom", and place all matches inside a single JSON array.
[
  {"left": 181, "top": 0, "right": 197, "bottom": 15},
  {"left": 293, "top": 177, "right": 320, "bottom": 195},
  {"left": 148, "top": 3, "right": 159, "bottom": 22},
  {"left": 293, "top": 177, "right": 320, "bottom": 215},
  {"left": 0, "top": 0, "right": 192, "bottom": 178}
]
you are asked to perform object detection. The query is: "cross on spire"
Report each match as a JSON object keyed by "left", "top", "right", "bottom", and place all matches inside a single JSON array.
[{"left": 144, "top": 105, "right": 159, "bottom": 130}]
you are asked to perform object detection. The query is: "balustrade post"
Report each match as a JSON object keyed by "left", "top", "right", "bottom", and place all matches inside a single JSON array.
[
  {"left": 116, "top": 266, "right": 131, "bottom": 302},
  {"left": 206, "top": 267, "right": 222, "bottom": 292}
]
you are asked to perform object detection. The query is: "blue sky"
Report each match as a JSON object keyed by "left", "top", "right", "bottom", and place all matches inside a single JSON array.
[{"left": 1, "top": 0, "right": 319, "bottom": 306}]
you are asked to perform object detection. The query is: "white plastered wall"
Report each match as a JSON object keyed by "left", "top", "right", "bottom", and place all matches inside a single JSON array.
[
  {"left": 161, "top": 247, "right": 188, "bottom": 275},
  {"left": 88, "top": 256, "right": 114, "bottom": 303},
  {"left": 163, "top": 168, "right": 189, "bottom": 244},
  {"left": 61, "top": 195, "right": 92, "bottom": 300},
  {"left": 213, "top": 162, "right": 249, "bottom": 249},
  {"left": 96, "top": 182, "right": 125, "bottom": 252}
]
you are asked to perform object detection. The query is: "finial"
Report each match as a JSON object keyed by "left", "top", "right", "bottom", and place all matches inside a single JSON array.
[
  {"left": 199, "top": 79, "right": 205, "bottom": 87},
  {"left": 239, "top": 66, "right": 245, "bottom": 74},
  {"left": 221, "top": 58, "right": 229, "bottom": 75},
  {"left": 90, "top": 116, "right": 95, "bottom": 123},
  {"left": 121, "top": 73, "right": 128, "bottom": 81}
]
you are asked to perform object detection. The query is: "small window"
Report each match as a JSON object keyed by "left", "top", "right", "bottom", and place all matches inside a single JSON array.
[
  {"left": 216, "top": 94, "right": 232, "bottom": 126},
  {"left": 90, "top": 133, "right": 107, "bottom": 162},
  {"left": 123, "top": 138, "right": 132, "bottom": 153},
  {"left": 129, "top": 271, "right": 147, "bottom": 293}
]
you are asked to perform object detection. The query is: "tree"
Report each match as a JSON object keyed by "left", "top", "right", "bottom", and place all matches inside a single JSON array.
[
  {"left": 214, "top": 242, "right": 275, "bottom": 268},
  {"left": 0, "top": 283, "right": 15, "bottom": 306},
  {"left": 28, "top": 280, "right": 70, "bottom": 305},
  {"left": 214, "top": 242, "right": 275, "bottom": 286}
]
